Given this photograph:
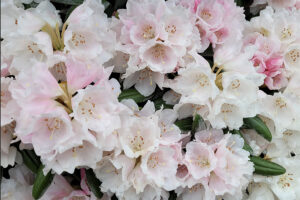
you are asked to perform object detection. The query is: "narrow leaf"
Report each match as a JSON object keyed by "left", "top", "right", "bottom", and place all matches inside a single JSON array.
[
  {"left": 175, "top": 117, "right": 193, "bottom": 131},
  {"left": 153, "top": 98, "right": 173, "bottom": 110},
  {"left": 118, "top": 88, "right": 151, "bottom": 103},
  {"left": 20, "top": 150, "right": 39, "bottom": 174},
  {"left": 86, "top": 169, "right": 103, "bottom": 199},
  {"left": 65, "top": 5, "right": 78, "bottom": 21},
  {"left": 32, "top": 166, "right": 54, "bottom": 199},
  {"left": 250, "top": 156, "right": 286, "bottom": 176},
  {"left": 243, "top": 116, "right": 272, "bottom": 141},
  {"left": 102, "top": 0, "right": 110, "bottom": 9},
  {"left": 231, "top": 130, "right": 253, "bottom": 154},
  {"left": 50, "top": 0, "right": 83, "bottom": 5},
  {"left": 26, "top": 150, "right": 41, "bottom": 168},
  {"left": 168, "top": 191, "right": 177, "bottom": 200}
]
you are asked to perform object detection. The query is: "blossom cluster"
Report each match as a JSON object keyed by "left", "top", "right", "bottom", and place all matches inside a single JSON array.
[{"left": 1, "top": 0, "right": 300, "bottom": 200}]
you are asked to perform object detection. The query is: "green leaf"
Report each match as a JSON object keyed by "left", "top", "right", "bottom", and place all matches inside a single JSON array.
[
  {"left": 23, "top": 2, "right": 39, "bottom": 9},
  {"left": 20, "top": 151, "right": 39, "bottom": 174},
  {"left": 250, "top": 156, "right": 286, "bottom": 176},
  {"left": 234, "top": 0, "right": 244, "bottom": 6},
  {"left": 243, "top": 116, "right": 272, "bottom": 142},
  {"left": 26, "top": 150, "right": 41, "bottom": 166},
  {"left": 50, "top": 0, "right": 84, "bottom": 5},
  {"left": 65, "top": 5, "right": 78, "bottom": 21},
  {"left": 102, "top": 0, "right": 110, "bottom": 9},
  {"left": 153, "top": 98, "right": 173, "bottom": 110},
  {"left": 118, "top": 88, "right": 151, "bottom": 103},
  {"left": 86, "top": 169, "right": 103, "bottom": 199},
  {"left": 32, "top": 165, "right": 54, "bottom": 199},
  {"left": 168, "top": 191, "right": 177, "bottom": 200},
  {"left": 175, "top": 117, "right": 193, "bottom": 131},
  {"left": 191, "top": 114, "right": 206, "bottom": 135},
  {"left": 231, "top": 130, "right": 253, "bottom": 154}
]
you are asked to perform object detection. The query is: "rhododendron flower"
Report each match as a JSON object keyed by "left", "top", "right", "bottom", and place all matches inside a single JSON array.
[
  {"left": 184, "top": 141, "right": 217, "bottom": 179},
  {"left": 2, "top": 0, "right": 300, "bottom": 199},
  {"left": 1, "top": 164, "right": 34, "bottom": 200},
  {"left": 123, "top": 68, "right": 164, "bottom": 96},
  {"left": 118, "top": 114, "right": 161, "bottom": 158},
  {"left": 71, "top": 82, "right": 126, "bottom": 135},
  {"left": 167, "top": 63, "right": 219, "bottom": 106},
  {"left": 1, "top": 0, "right": 61, "bottom": 38},
  {"left": 254, "top": 157, "right": 300, "bottom": 200},
  {"left": 284, "top": 43, "right": 300, "bottom": 73},
  {"left": 141, "top": 144, "right": 181, "bottom": 190},
  {"left": 1, "top": 77, "right": 19, "bottom": 125},
  {"left": 1, "top": 122, "right": 17, "bottom": 168}
]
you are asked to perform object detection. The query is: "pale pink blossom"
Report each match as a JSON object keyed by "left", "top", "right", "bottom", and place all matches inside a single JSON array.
[
  {"left": 184, "top": 141, "right": 217, "bottom": 179},
  {"left": 1, "top": 77, "right": 19, "bottom": 125},
  {"left": 141, "top": 144, "right": 181, "bottom": 190},
  {"left": 1, "top": 122, "right": 17, "bottom": 168}
]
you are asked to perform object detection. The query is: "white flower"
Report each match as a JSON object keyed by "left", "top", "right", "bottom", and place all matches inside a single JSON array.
[
  {"left": 1, "top": 0, "right": 43, "bottom": 38},
  {"left": 1, "top": 122, "right": 17, "bottom": 168},
  {"left": 72, "top": 82, "right": 126, "bottom": 136},
  {"left": 94, "top": 155, "right": 135, "bottom": 195},
  {"left": 141, "top": 145, "right": 181, "bottom": 190},
  {"left": 118, "top": 114, "right": 161, "bottom": 158},
  {"left": 120, "top": 185, "right": 169, "bottom": 200},
  {"left": 176, "top": 184, "right": 214, "bottom": 200},
  {"left": 1, "top": 164, "right": 34, "bottom": 200},
  {"left": 208, "top": 96, "right": 249, "bottom": 130},
  {"left": 257, "top": 92, "right": 296, "bottom": 135},
  {"left": 221, "top": 71, "right": 265, "bottom": 105},
  {"left": 1, "top": 77, "right": 19, "bottom": 125},
  {"left": 168, "top": 64, "right": 219, "bottom": 106},
  {"left": 123, "top": 68, "right": 164, "bottom": 96},
  {"left": 157, "top": 109, "right": 182, "bottom": 144},
  {"left": 247, "top": 182, "right": 275, "bottom": 200},
  {"left": 64, "top": 0, "right": 115, "bottom": 63},
  {"left": 284, "top": 42, "right": 300, "bottom": 73},
  {"left": 2, "top": 32, "right": 53, "bottom": 74},
  {"left": 272, "top": 8, "right": 300, "bottom": 45},
  {"left": 254, "top": 156, "right": 300, "bottom": 200}
]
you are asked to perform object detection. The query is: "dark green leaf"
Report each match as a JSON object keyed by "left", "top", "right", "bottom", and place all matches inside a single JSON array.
[
  {"left": 102, "top": 0, "right": 110, "bottom": 9},
  {"left": 175, "top": 117, "right": 193, "bottom": 131},
  {"left": 50, "top": 0, "right": 84, "bottom": 5},
  {"left": 250, "top": 156, "right": 286, "bottom": 176},
  {"left": 154, "top": 98, "right": 173, "bottom": 110},
  {"left": 234, "top": 0, "right": 244, "bottom": 6},
  {"left": 231, "top": 130, "right": 253, "bottom": 154},
  {"left": 32, "top": 166, "right": 54, "bottom": 199},
  {"left": 20, "top": 151, "right": 39, "bottom": 174},
  {"left": 86, "top": 169, "right": 103, "bottom": 199},
  {"left": 118, "top": 88, "right": 151, "bottom": 103},
  {"left": 26, "top": 150, "right": 41, "bottom": 167},
  {"left": 192, "top": 114, "right": 206, "bottom": 134},
  {"left": 65, "top": 5, "right": 78, "bottom": 20},
  {"left": 168, "top": 191, "right": 177, "bottom": 200},
  {"left": 243, "top": 116, "right": 272, "bottom": 141},
  {"left": 23, "top": 2, "right": 39, "bottom": 9}
]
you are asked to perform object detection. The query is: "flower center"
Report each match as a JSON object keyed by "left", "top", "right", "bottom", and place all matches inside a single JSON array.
[
  {"left": 130, "top": 130, "right": 145, "bottom": 152},
  {"left": 142, "top": 25, "right": 155, "bottom": 40}
]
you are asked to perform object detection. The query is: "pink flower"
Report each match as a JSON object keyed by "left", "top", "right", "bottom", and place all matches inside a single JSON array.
[
  {"left": 141, "top": 144, "right": 181, "bottom": 190},
  {"left": 192, "top": 0, "right": 245, "bottom": 50},
  {"left": 141, "top": 42, "right": 178, "bottom": 73},
  {"left": 42, "top": 172, "right": 98, "bottom": 200},
  {"left": 1, "top": 77, "right": 19, "bottom": 126},
  {"left": 71, "top": 81, "right": 126, "bottom": 136},
  {"left": 184, "top": 141, "right": 217, "bottom": 179},
  {"left": 209, "top": 134, "right": 253, "bottom": 197},
  {"left": 245, "top": 34, "right": 288, "bottom": 90}
]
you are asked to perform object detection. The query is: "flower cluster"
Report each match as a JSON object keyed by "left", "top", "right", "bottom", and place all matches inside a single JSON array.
[{"left": 1, "top": 0, "right": 300, "bottom": 200}]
